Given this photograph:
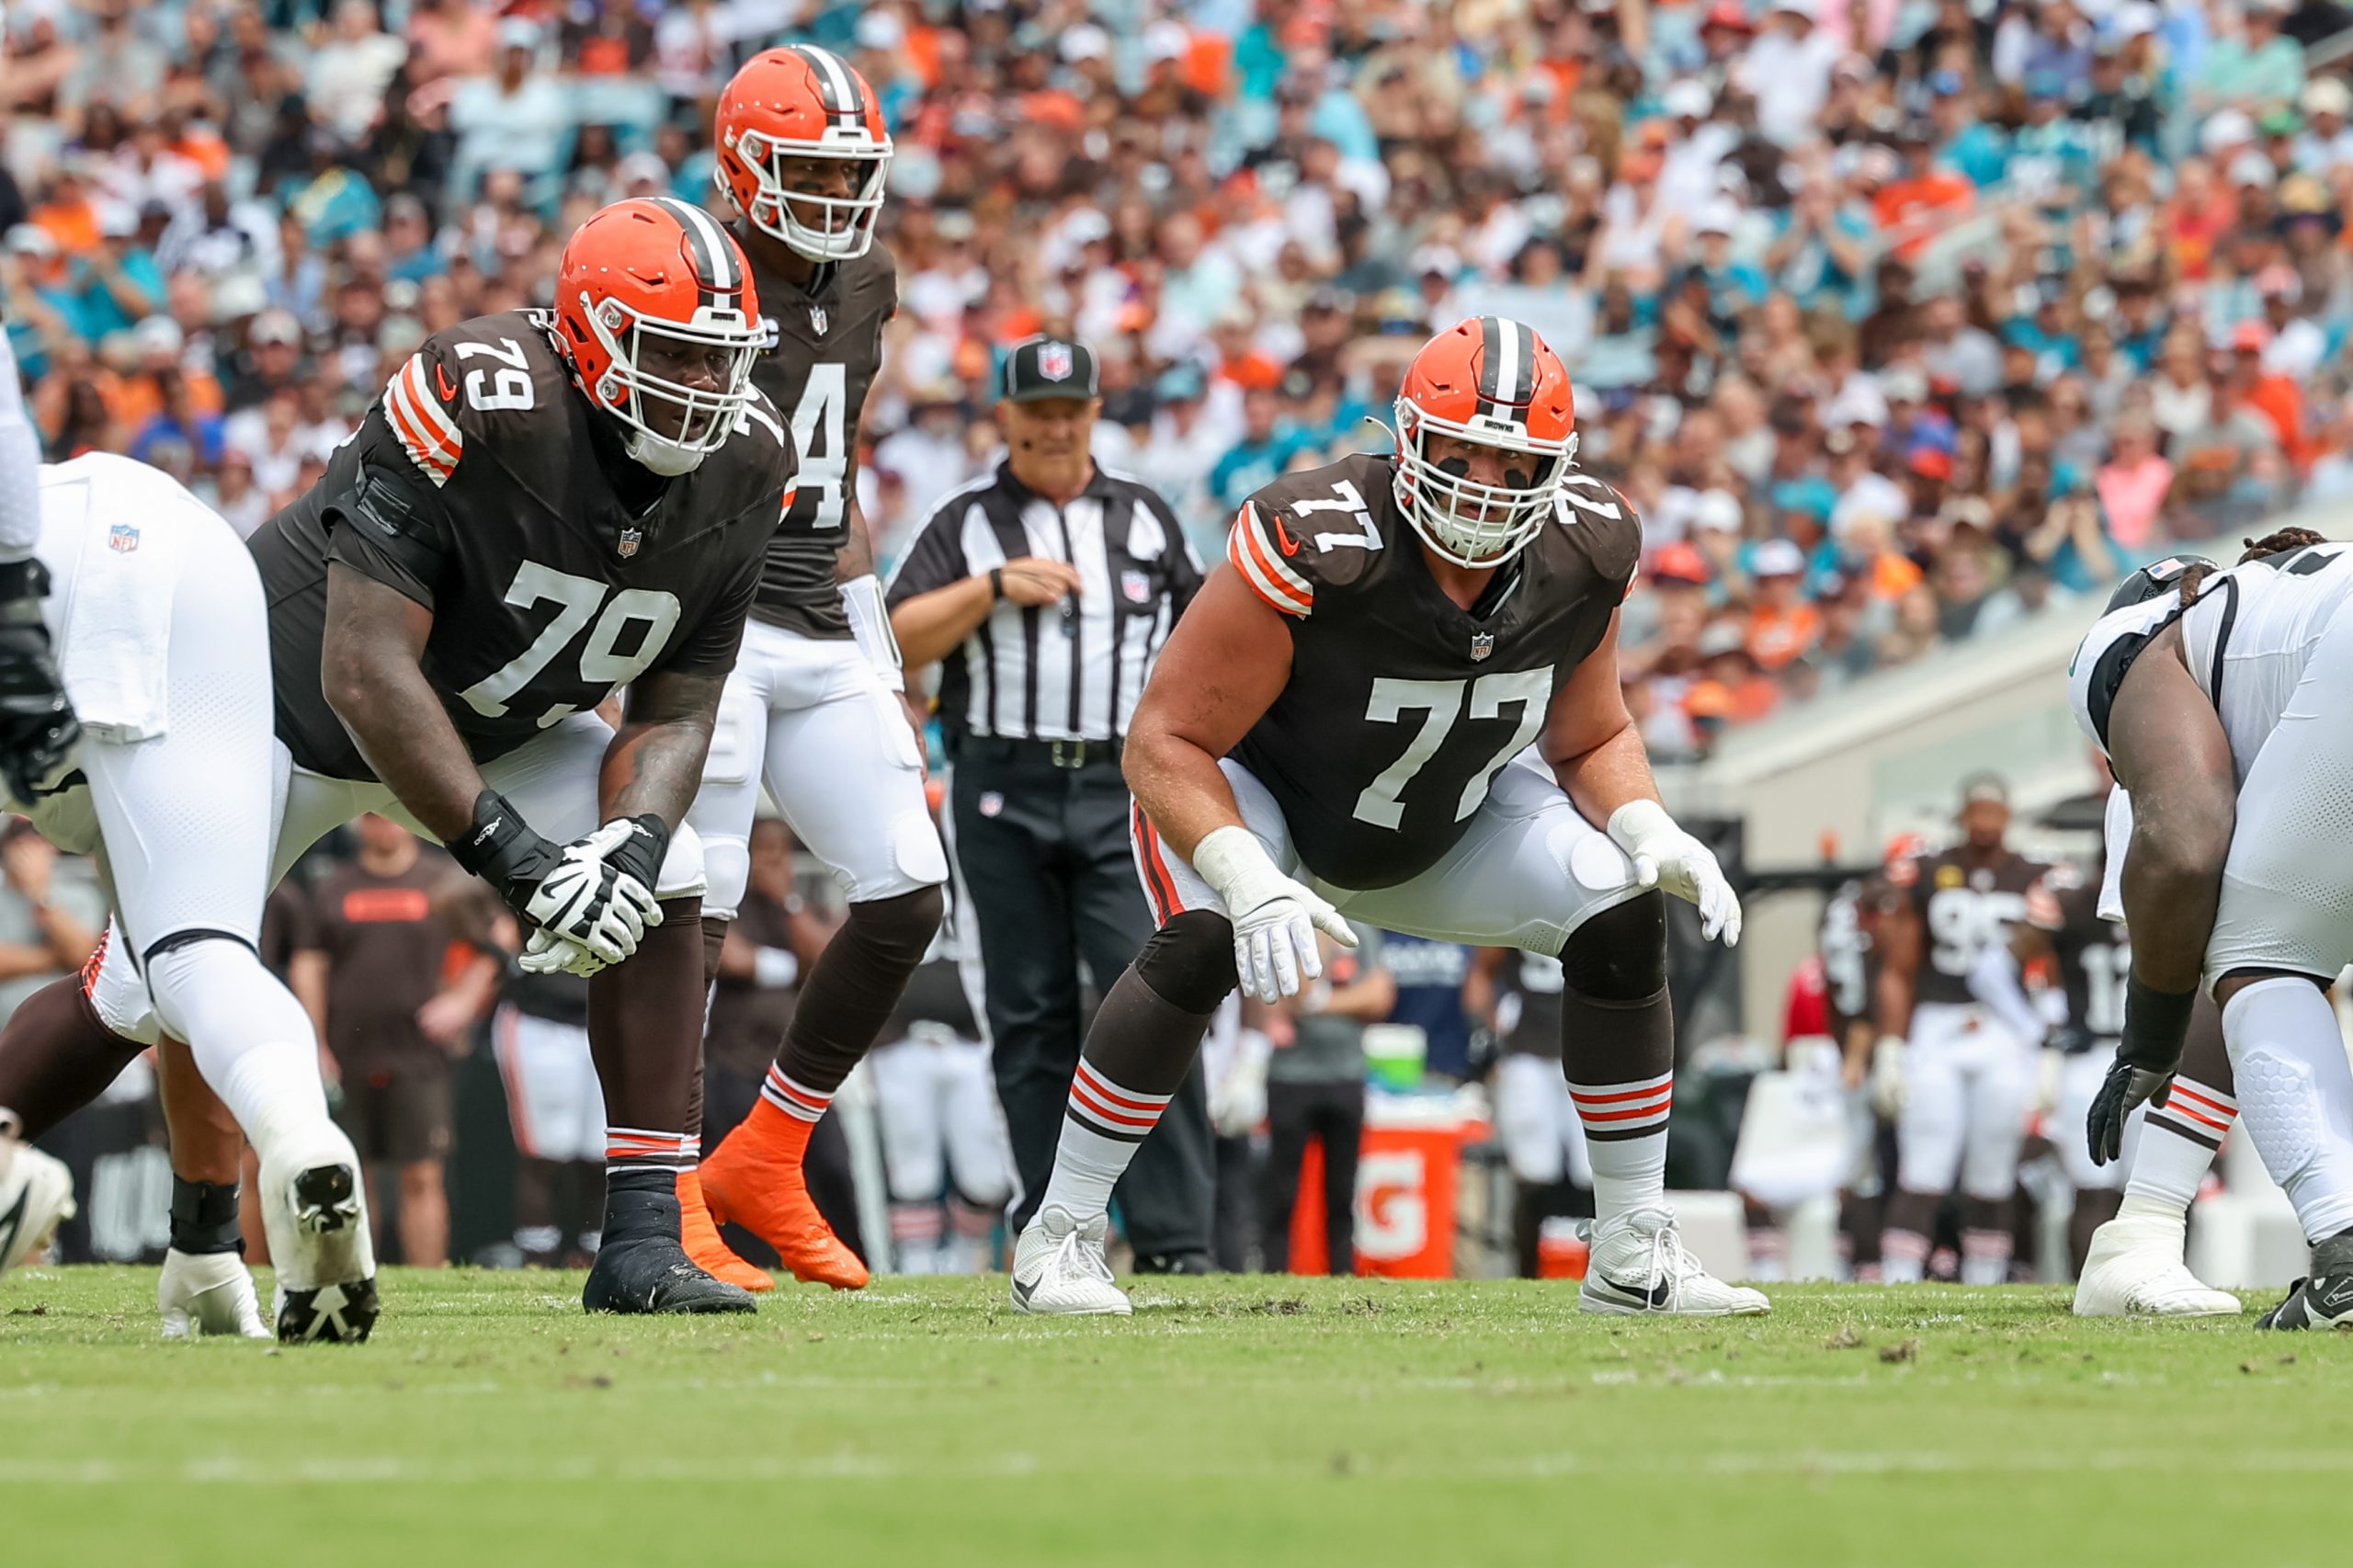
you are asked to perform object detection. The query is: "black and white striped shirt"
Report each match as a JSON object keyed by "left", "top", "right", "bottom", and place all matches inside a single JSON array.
[{"left": 885, "top": 460, "right": 1202, "bottom": 743}]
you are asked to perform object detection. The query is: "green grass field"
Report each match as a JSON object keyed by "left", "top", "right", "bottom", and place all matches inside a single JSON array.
[{"left": 3, "top": 1267, "right": 2347, "bottom": 1568}]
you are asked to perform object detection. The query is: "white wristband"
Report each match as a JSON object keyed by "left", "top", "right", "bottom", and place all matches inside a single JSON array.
[
  {"left": 1605, "top": 798, "right": 1678, "bottom": 855},
  {"left": 840, "top": 573, "right": 904, "bottom": 693},
  {"left": 754, "top": 947, "right": 800, "bottom": 990},
  {"left": 1190, "top": 824, "right": 1286, "bottom": 912}
]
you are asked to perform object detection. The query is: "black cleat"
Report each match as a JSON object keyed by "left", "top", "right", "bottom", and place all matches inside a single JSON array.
[
  {"left": 583, "top": 1238, "right": 757, "bottom": 1315},
  {"left": 278, "top": 1275, "right": 380, "bottom": 1343},
  {"left": 1131, "top": 1249, "right": 1217, "bottom": 1276},
  {"left": 275, "top": 1164, "right": 378, "bottom": 1343},
  {"left": 2256, "top": 1231, "right": 2353, "bottom": 1330}
]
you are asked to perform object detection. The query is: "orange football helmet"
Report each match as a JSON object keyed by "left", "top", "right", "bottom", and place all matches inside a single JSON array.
[
  {"left": 554, "top": 197, "right": 767, "bottom": 476},
  {"left": 1392, "top": 316, "right": 1579, "bottom": 566},
  {"left": 714, "top": 46, "right": 892, "bottom": 262}
]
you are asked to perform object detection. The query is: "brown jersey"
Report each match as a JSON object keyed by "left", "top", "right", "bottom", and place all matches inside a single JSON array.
[
  {"left": 1225, "top": 456, "right": 1638, "bottom": 890},
  {"left": 743, "top": 241, "right": 895, "bottom": 638},
  {"left": 1888, "top": 846, "right": 2051, "bottom": 1008},
  {"left": 2031, "top": 864, "right": 2127, "bottom": 1045},
  {"left": 252, "top": 310, "right": 792, "bottom": 780}
]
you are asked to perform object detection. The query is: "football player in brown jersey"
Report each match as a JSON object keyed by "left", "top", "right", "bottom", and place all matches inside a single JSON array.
[
  {"left": 1007, "top": 317, "right": 1755, "bottom": 1316},
  {"left": 1872, "top": 775, "right": 2053, "bottom": 1286},
  {"left": 671, "top": 46, "right": 948, "bottom": 1294},
  {"left": 0, "top": 199, "right": 792, "bottom": 1324}
]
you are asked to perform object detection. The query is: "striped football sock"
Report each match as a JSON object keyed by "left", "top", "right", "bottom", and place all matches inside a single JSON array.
[
  {"left": 1569, "top": 1069, "right": 1671, "bottom": 1223},
  {"left": 1036, "top": 1060, "right": 1172, "bottom": 1224}
]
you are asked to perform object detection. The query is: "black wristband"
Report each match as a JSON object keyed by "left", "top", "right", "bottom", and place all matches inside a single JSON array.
[
  {"left": 169, "top": 1176, "right": 244, "bottom": 1256},
  {"left": 988, "top": 566, "right": 1005, "bottom": 601},
  {"left": 449, "top": 788, "right": 555, "bottom": 888},
  {"left": 2118, "top": 976, "right": 2198, "bottom": 1073},
  {"left": 0, "top": 557, "right": 51, "bottom": 602},
  {"left": 603, "top": 812, "right": 671, "bottom": 894}
]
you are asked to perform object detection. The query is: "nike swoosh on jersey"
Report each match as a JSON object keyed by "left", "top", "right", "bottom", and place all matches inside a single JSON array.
[{"left": 433, "top": 363, "right": 459, "bottom": 402}]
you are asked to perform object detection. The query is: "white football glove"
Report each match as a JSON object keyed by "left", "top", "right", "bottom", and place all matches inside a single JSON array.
[
  {"left": 1870, "top": 1035, "right": 1907, "bottom": 1118},
  {"left": 520, "top": 926, "right": 608, "bottom": 979},
  {"left": 528, "top": 818, "right": 665, "bottom": 965},
  {"left": 1607, "top": 799, "right": 1741, "bottom": 945},
  {"left": 1192, "top": 824, "right": 1358, "bottom": 1004}
]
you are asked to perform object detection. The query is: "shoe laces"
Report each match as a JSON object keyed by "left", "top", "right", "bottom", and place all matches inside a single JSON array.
[
  {"left": 1615, "top": 1205, "right": 1700, "bottom": 1305},
  {"left": 1050, "top": 1222, "right": 1113, "bottom": 1288}
]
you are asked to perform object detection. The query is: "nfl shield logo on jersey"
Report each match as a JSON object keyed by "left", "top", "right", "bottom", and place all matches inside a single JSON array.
[
  {"left": 809, "top": 304, "right": 827, "bottom": 335},
  {"left": 108, "top": 523, "right": 139, "bottom": 553},
  {"left": 617, "top": 526, "right": 642, "bottom": 560},
  {"left": 1470, "top": 631, "right": 1495, "bottom": 661},
  {"left": 1120, "top": 570, "right": 1151, "bottom": 605},
  {"left": 1040, "top": 343, "right": 1074, "bottom": 381}
]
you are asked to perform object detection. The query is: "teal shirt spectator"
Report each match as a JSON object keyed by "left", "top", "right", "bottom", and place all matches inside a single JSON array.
[
  {"left": 60, "top": 246, "right": 165, "bottom": 342},
  {"left": 2002, "top": 314, "right": 2081, "bottom": 378},
  {"left": 1941, "top": 122, "right": 2010, "bottom": 188},
  {"left": 1211, "top": 427, "right": 1303, "bottom": 515},
  {"left": 1232, "top": 22, "right": 1288, "bottom": 100},
  {"left": 278, "top": 165, "right": 382, "bottom": 247},
  {"left": 2196, "top": 34, "right": 2302, "bottom": 110},
  {"left": 1771, "top": 203, "right": 1874, "bottom": 313}
]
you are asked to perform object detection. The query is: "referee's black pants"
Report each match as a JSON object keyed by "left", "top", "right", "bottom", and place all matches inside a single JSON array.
[{"left": 948, "top": 740, "right": 1214, "bottom": 1261}]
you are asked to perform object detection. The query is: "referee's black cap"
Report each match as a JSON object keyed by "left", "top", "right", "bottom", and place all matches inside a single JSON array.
[{"left": 1000, "top": 335, "right": 1100, "bottom": 403}]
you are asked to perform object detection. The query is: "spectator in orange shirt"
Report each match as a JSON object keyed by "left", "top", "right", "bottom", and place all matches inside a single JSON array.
[
  {"left": 1744, "top": 539, "right": 1821, "bottom": 671},
  {"left": 2226, "top": 320, "right": 2307, "bottom": 467},
  {"left": 1871, "top": 125, "right": 1972, "bottom": 261}
]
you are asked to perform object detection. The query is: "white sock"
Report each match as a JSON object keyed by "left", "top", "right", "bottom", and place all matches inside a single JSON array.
[
  {"left": 1880, "top": 1229, "right": 1928, "bottom": 1284},
  {"left": 1036, "top": 1061, "right": 1169, "bottom": 1223},
  {"left": 146, "top": 941, "right": 331, "bottom": 1157},
  {"left": 2128, "top": 1075, "right": 2234, "bottom": 1210},
  {"left": 1960, "top": 1227, "right": 2013, "bottom": 1286},
  {"left": 1568, "top": 1069, "right": 1671, "bottom": 1223},
  {"left": 2223, "top": 978, "right": 2353, "bottom": 1244}
]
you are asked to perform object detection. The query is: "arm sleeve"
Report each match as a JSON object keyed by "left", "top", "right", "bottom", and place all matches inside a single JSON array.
[
  {"left": 1967, "top": 941, "right": 2049, "bottom": 1043},
  {"left": 883, "top": 500, "right": 972, "bottom": 608},
  {"left": 319, "top": 406, "right": 458, "bottom": 609},
  {"left": 0, "top": 331, "right": 43, "bottom": 561}
]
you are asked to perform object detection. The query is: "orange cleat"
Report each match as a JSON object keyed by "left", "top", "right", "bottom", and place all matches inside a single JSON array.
[
  {"left": 679, "top": 1167, "right": 774, "bottom": 1293},
  {"left": 700, "top": 1100, "right": 870, "bottom": 1290}
]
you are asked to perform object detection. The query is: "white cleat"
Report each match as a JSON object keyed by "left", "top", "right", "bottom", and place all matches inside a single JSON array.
[
  {"left": 158, "top": 1247, "right": 271, "bottom": 1339},
  {"left": 2073, "top": 1213, "right": 2242, "bottom": 1318},
  {"left": 0, "top": 1127, "right": 74, "bottom": 1279},
  {"left": 258, "top": 1128, "right": 379, "bottom": 1343},
  {"left": 1580, "top": 1205, "right": 1772, "bottom": 1317},
  {"left": 1010, "top": 1205, "right": 1131, "bottom": 1316}
]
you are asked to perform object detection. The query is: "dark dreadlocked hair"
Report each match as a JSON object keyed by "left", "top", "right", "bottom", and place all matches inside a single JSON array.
[{"left": 2177, "top": 528, "right": 2334, "bottom": 607}]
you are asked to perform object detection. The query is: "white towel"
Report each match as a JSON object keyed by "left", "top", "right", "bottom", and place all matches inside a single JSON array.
[
  {"left": 43, "top": 456, "right": 188, "bottom": 744},
  {"left": 2097, "top": 786, "right": 2131, "bottom": 925}
]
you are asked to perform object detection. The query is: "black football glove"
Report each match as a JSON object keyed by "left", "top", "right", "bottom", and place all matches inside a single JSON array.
[
  {"left": 449, "top": 790, "right": 667, "bottom": 965},
  {"left": 2087, "top": 979, "right": 2198, "bottom": 1167},
  {"left": 0, "top": 558, "right": 80, "bottom": 806}
]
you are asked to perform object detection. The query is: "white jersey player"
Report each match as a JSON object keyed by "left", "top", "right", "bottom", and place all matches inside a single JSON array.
[
  {"left": 2067, "top": 530, "right": 2353, "bottom": 1327},
  {"left": 0, "top": 454, "right": 374, "bottom": 1336}
]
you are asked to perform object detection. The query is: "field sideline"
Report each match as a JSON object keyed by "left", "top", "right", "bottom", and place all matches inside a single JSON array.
[{"left": 4, "top": 1268, "right": 2346, "bottom": 1567}]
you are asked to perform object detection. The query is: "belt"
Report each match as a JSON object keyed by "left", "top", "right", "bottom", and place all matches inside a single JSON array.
[{"left": 950, "top": 733, "right": 1122, "bottom": 771}]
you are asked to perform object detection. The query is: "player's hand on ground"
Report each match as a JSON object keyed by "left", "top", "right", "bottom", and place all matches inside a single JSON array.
[
  {"left": 2087, "top": 1056, "right": 2172, "bottom": 1167},
  {"left": 997, "top": 558, "right": 1085, "bottom": 608},
  {"left": 1606, "top": 800, "right": 1741, "bottom": 945}
]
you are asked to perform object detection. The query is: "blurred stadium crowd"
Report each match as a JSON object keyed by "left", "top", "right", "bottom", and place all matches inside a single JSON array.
[
  {"left": 5, "top": 0, "right": 2350, "bottom": 763},
  {"left": 3, "top": 0, "right": 2350, "bottom": 1278}
]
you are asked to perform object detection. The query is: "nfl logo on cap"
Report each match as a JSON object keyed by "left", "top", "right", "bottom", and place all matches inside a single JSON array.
[{"left": 1040, "top": 342, "right": 1074, "bottom": 381}]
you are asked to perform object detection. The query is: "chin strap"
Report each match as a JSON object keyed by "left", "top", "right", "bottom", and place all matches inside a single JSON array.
[{"left": 840, "top": 573, "right": 904, "bottom": 693}]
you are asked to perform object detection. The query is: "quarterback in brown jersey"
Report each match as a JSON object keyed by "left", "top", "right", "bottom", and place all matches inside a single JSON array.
[
  {"left": 0, "top": 198, "right": 791, "bottom": 1324},
  {"left": 674, "top": 46, "right": 948, "bottom": 1294},
  {"left": 1007, "top": 316, "right": 1756, "bottom": 1317}
]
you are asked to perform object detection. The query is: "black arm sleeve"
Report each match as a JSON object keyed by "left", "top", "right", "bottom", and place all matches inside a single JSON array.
[
  {"left": 883, "top": 498, "right": 972, "bottom": 608},
  {"left": 319, "top": 408, "right": 456, "bottom": 610}
]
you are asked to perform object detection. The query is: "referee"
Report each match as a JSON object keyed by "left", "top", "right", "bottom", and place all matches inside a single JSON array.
[{"left": 887, "top": 335, "right": 1215, "bottom": 1272}]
